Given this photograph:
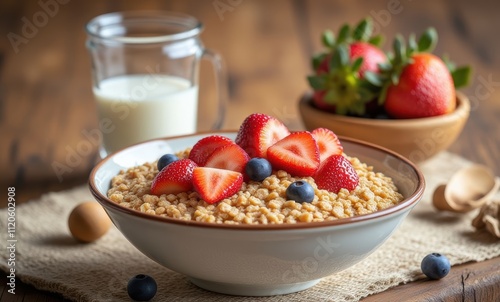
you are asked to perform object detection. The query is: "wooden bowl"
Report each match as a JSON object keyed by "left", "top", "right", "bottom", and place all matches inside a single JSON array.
[{"left": 298, "top": 92, "right": 470, "bottom": 163}]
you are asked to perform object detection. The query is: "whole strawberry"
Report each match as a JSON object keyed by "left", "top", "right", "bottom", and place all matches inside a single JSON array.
[
  {"left": 151, "top": 159, "right": 198, "bottom": 195},
  {"left": 314, "top": 41, "right": 386, "bottom": 78},
  {"left": 314, "top": 155, "right": 359, "bottom": 194},
  {"left": 371, "top": 28, "right": 471, "bottom": 118},
  {"left": 349, "top": 42, "right": 387, "bottom": 78},
  {"left": 385, "top": 53, "right": 455, "bottom": 118},
  {"left": 308, "top": 18, "right": 387, "bottom": 115}
]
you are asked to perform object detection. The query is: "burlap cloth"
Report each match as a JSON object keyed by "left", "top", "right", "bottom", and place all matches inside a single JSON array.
[{"left": 1, "top": 152, "right": 499, "bottom": 302}]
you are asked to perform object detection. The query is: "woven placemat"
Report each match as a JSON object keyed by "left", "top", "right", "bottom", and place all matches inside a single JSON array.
[{"left": 1, "top": 151, "right": 499, "bottom": 302}]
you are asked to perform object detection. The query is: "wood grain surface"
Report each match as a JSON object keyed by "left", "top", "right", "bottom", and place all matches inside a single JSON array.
[{"left": 1, "top": 0, "right": 499, "bottom": 301}]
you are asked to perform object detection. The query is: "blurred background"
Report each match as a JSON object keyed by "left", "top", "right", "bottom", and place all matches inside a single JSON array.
[{"left": 1, "top": 0, "right": 499, "bottom": 205}]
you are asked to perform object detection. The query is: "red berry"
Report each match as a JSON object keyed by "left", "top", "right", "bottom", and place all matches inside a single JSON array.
[
  {"left": 384, "top": 53, "right": 456, "bottom": 118},
  {"left": 235, "top": 113, "right": 290, "bottom": 158},
  {"left": 310, "top": 41, "right": 387, "bottom": 116},
  {"left": 192, "top": 167, "right": 243, "bottom": 204},
  {"left": 311, "top": 128, "right": 343, "bottom": 163},
  {"left": 317, "top": 42, "right": 386, "bottom": 78},
  {"left": 312, "top": 90, "right": 336, "bottom": 112},
  {"left": 204, "top": 143, "right": 250, "bottom": 173},
  {"left": 314, "top": 155, "right": 359, "bottom": 194},
  {"left": 150, "top": 159, "right": 197, "bottom": 195},
  {"left": 267, "top": 131, "right": 320, "bottom": 177},
  {"left": 188, "top": 135, "right": 234, "bottom": 166},
  {"left": 349, "top": 42, "right": 386, "bottom": 78}
]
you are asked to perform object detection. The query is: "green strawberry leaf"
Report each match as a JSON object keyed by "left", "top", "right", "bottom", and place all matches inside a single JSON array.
[
  {"left": 386, "top": 51, "right": 394, "bottom": 62},
  {"left": 442, "top": 54, "right": 457, "bottom": 71},
  {"left": 307, "top": 75, "right": 326, "bottom": 90},
  {"left": 378, "top": 85, "right": 389, "bottom": 105},
  {"left": 407, "top": 33, "right": 418, "bottom": 56},
  {"left": 377, "top": 61, "right": 392, "bottom": 72},
  {"left": 353, "top": 18, "right": 371, "bottom": 41},
  {"left": 312, "top": 53, "right": 327, "bottom": 70},
  {"left": 364, "top": 71, "right": 383, "bottom": 87},
  {"left": 358, "top": 87, "right": 376, "bottom": 103},
  {"left": 351, "top": 57, "right": 364, "bottom": 72},
  {"left": 322, "top": 30, "right": 335, "bottom": 48},
  {"left": 418, "top": 27, "right": 438, "bottom": 53},
  {"left": 393, "top": 35, "right": 406, "bottom": 65},
  {"left": 337, "top": 24, "right": 350, "bottom": 44},
  {"left": 359, "top": 79, "right": 381, "bottom": 94},
  {"left": 330, "top": 45, "right": 350, "bottom": 69},
  {"left": 368, "top": 35, "right": 384, "bottom": 47},
  {"left": 451, "top": 66, "right": 472, "bottom": 88},
  {"left": 324, "top": 89, "right": 338, "bottom": 104},
  {"left": 391, "top": 69, "right": 400, "bottom": 85}
]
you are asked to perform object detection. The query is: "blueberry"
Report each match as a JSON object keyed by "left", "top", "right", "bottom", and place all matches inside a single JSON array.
[
  {"left": 286, "top": 180, "right": 315, "bottom": 203},
  {"left": 245, "top": 158, "right": 272, "bottom": 181},
  {"left": 127, "top": 274, "right": 157, "bottom": 301},
  {"left": 421, "top": 253, "right": 451, "bottom": 280},
  {"left": 157, "top": 154, "right": 178, "bottom": 171}
]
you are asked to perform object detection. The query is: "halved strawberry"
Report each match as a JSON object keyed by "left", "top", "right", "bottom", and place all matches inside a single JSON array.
[
  {"left": 192, "top": 167, "right": 243, "bottom": 204},
  {"left": 235, "top": 113, "right": 290, "bottom": 158},
  {"left": 188, "top": 135, "right": 234, "bottom": 166},
  {"left": 314, "top": 154, "right": 359, "bottom": 194},
  {"left": 204, "top": 143, "right": 250, "bottom": 173},
  {"left": 267, "top": 131, "right": 320, "bottom": 177},
  {"left": 150, "top": 159, "right": 197, "bottom": 195},
  {"left": 311, "top": 128, "right": 343, "bottom": 163}
]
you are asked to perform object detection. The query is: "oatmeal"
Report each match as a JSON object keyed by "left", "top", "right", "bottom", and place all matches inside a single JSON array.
[{"left": 107, "top": 153, "right": 403, "bottom": 224}]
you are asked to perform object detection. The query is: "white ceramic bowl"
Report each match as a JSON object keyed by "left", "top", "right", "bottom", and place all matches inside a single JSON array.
[{"left": 89, "top": 132, "right": 425, "bottom": 296}]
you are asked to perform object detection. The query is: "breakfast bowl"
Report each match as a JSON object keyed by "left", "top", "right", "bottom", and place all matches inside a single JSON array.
[
  {"left": 298, "top": 92, "right": 470, "bottom": 163},
  {"left": 89, "top": 132, "right": 425, "bottom": 296}
]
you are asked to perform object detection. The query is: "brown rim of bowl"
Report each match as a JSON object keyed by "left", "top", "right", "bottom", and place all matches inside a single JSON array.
[
  {"left": 299, "top": 91, "right": 470, "bottom": 128},
  {"left": 89, "top": 133, "right": 425, "bottom": 230}
]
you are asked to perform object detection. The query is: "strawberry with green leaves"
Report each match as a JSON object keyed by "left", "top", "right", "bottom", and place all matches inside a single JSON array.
[
  {"left": 308, "top": 18, "right": 387, "bottom": 115},
  {"left": 364, "top": 28, "right": 471, "bottom": 118}
]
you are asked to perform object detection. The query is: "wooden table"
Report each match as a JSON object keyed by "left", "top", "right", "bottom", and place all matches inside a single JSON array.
[{"left": 1, "top": 0, "right": 499, "bottom": 301}]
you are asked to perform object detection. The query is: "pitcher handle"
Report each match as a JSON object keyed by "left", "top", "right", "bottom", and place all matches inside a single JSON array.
[{"left": 202, "top": 49, "right": 227, "bottom": 130}]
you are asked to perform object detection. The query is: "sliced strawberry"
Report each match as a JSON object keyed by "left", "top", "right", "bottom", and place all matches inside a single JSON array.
[
  {"left": 314, "top": 155, "right": 359, "bottom": 194},
  {"left": 204, "top": 143, "right": 250, "bottom": 173},
  {"left": 192, "top": 167, "right": 243, "bottom": 204},
  {"left": 235, "top": 113, "right": 290, "bottom": 158},
  {"left": 150, "top": 159, "right": 197, "bottom": 195},
  {"left": 311, "top": 128, "right": 343, "bottom": 163},
  {"left": 267, "top": 131, "right": 320, "bottom": 177},
  {"left": 188, "top": 135, "right": 234, "bottom": 166}
]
